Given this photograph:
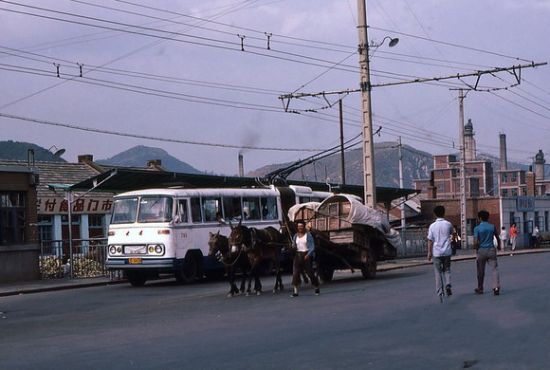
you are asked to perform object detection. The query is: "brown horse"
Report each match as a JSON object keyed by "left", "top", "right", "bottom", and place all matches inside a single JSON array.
[
  {"left": 208, "top": 231, "right": 251, "bottom": 297},
  {"left": 228, "top": 222, "right": 284, "bottom": 295}
]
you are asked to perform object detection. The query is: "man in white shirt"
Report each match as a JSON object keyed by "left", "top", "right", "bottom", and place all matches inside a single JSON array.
[{"left": 427, "top": 205, "right": 454, "bottom": 302}]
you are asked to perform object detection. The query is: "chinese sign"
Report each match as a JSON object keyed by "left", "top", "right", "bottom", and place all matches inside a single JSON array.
[{"left": 37, "top": 197, "right": 113, "bottom": 215}]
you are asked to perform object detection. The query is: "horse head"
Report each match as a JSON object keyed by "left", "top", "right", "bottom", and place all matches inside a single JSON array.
[
  {"left": 208, "top": 230, "right": 228, "bottom": 257},
  {"left": 228, "top": 223, "right": 250, "bottom": 254}
]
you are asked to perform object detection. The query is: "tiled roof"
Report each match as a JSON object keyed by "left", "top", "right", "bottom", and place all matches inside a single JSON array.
[{"left": 0, "top": 160, "right": 103, "bottom": 198}]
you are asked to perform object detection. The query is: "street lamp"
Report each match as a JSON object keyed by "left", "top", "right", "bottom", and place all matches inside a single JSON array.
[
  {"left": 357, "top": 0, "right": 399, "bottom": 207},
  {"left": 370, "top": 36, "right": 400, "bottom": 49},
  {"left": 48, "top": 145, "right": 66, "bottom": 157}
]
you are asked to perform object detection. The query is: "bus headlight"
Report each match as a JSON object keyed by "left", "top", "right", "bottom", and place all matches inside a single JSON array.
[
  {"left": 109, "top": 245, "right": 123, "bottom": 255},
  {"left": 147, "top": 244, "right": 164, "bottom": 255}
]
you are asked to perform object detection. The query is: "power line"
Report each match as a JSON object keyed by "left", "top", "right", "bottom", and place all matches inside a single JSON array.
[{"left": 0, "top": 112, "right": 326, "bottom": 152}]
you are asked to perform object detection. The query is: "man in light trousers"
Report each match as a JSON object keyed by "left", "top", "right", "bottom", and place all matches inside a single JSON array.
[{"left": 427, "top": 205, "right": 453, "bottom": 302}]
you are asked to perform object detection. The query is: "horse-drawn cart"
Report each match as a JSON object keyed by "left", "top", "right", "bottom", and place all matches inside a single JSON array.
[{"left": 288, "top": 194, "right": 400, "bottom": 283}]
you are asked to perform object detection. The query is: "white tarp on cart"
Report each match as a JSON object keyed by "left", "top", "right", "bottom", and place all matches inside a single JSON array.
[
  {"left": 287, "top": 202, "right": 321, "bottom": 222},
  {"left": 306, "top": 194, "right": 402, "bottom": 250}
]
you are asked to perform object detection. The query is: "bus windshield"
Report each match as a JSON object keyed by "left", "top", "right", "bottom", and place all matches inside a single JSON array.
[
  {"left": 111, "top": 197, "right": 138, "bottom": 224},
  {"left": 137, "top": 196, "right": 173, "bottom": 223}
]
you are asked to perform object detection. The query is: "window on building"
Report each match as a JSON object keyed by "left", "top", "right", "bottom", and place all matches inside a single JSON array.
[
  {"left": 512, "top": 188, "right": 518, "bottom": 196},
  {"left": 470, "top": 178, "right": 480, "bottom": 197},
  {"left": 511, "top": 174, "right": 517, "bottom": 182},
  {"left": 501, "top": 189, "right": 509, "bottom": 197},
  {"left": 89, "top": 214, "right": 105, "bottom": 238},
  {"left": 0, "top": 191, "right": 26, "bottom": 246},
  {"left": 501, "top": 173, "right": 508, "bottom": 183},
  {"left": 545, "top": 211, "right": 549, "bottom": 232},
  {"left": 37, "top": 215, "right": 52, "bottom": 243}
]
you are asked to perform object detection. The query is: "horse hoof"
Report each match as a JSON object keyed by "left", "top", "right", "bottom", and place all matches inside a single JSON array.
[
  {"left": 246, "top": 292, "right": 251, "bottom": 296},
  {"left": 226, "top": 293, "right": 234, "bottom": 298},
  {"left": 256, "top": 291, "right": 262, "bottom": 296}
]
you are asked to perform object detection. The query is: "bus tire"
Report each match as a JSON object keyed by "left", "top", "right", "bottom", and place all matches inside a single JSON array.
[
  {"left": 126, "top": 270, "right": 147, "bottom": 287},
  {"left": 175, "top": 254, "right": 199, "bottom": 284},
  {"left": 360, "top": 247, "right": 377, "bottom": 280}
]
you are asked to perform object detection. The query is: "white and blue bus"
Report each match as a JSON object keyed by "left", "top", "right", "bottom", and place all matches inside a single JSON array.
[{"left": 106, "top": 185, "right": 330, "bottom": 286}]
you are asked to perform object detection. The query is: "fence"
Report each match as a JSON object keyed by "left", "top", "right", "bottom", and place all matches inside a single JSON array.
[
  {"left": 397, "top": 228, "right": 428, "bottom": 258},
  {"left": 39, "top": 238, "right": 108, "bottom": 279}
]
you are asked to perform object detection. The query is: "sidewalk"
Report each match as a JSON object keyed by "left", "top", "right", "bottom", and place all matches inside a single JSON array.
[{"left": 2, "top": 248, "right": 549, "bottom": 297}]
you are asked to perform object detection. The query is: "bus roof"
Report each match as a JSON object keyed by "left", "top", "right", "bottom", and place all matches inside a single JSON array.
[{"left": 114, "top": 187, "right": 281, "bottom": 198}]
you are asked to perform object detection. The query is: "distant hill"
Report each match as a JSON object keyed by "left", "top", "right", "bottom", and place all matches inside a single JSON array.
[
  {"left": 248, "top": 142, "right": 434, "bottom": 188},
  {"left": 97, "top": 145, "right": 201, "bottom": 174},
  {"left": 0, "top": 140, "right": 67, "bottom": 162}
]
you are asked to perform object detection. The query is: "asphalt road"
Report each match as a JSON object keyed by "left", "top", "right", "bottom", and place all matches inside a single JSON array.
[{"left": 1, "top": 253, "right": 549, "bottom": 370}]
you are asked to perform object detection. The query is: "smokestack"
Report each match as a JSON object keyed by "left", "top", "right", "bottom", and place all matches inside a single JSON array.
[
  {"left": 238, "top": 153, "right": 244, "bottom": 177},
  {"left": 535, "top": 149, "right": 545, "bottom": 180},
  {"left": 499, "top": 133, "right": 508, "bottom": 171}
]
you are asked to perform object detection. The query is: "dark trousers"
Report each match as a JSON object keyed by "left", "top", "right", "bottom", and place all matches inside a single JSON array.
[{"left": 292, "top": 252, "right": 319, "bottom": 288}]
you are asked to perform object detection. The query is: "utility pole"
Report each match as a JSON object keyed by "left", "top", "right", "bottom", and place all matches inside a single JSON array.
[
  {"left": 458, "top": 89, "right": 468, "bottom": 249},
  {"left": 398, "top": 137, "right": 405, "bottom": 227},
  {"left": 398, "top": 137, "right": 406, "bottom": 246},
  {"left": 339, "top": 99, "right": 346, "bottom": 185},
  {"left": 357, "top": 0, "right": 377, "bottom": 207}
]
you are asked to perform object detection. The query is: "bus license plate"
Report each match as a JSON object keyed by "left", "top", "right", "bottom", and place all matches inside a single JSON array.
[{"left": 128, "top": 258, "right": 142, "bottom": 264}]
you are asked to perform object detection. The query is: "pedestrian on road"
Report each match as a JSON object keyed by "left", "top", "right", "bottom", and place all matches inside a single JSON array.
[
  {"left": 510, "top": 223, "right": 518, "bottom": 253},
  {"left": 290, "top": 221, "right": 320, "bottom": 297},
  {"left": 427, "top": 205, "right": 453, "bottom": 302},
  {"left": 499, "top": 226, "right": 508, "bottom": 252},
  {"left": 473, "top": 210, "right": 501, "bottom": 296},
  {"left": 532, "top": 226, "right": 540, "bottom": 248}
]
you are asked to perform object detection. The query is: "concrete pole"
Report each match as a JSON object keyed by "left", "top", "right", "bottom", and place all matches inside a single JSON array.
[
  {"left": 357, "top": 0, "right": 377, "bottom": 207},
  {"left": 67, "top": 191, "right": 74, "bottom": 278},
  {"left": 339, "top": 99, "right": 346, "bottom": 185},
  {"left": 398, "top": 136, "right": 406, "bottom": 248},
  {"left": 458, "top": 89, "right": 468, "bottom": 249}
]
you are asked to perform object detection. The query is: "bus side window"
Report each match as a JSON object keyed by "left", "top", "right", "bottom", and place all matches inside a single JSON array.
[
  {"left": 243, "top": 197, "right": 261, "bottom": 220},
  {"left": 223, "top": 196, "right": 242, "bottom": 221},
  {"left": 191, "top": 197, "right": 202, "bottom": 223},
  {"left": 177, "top": 199, "right": 188, "bottom": 223},
  {"left": 261, "top": 197, "right": 278, "bottom": 220},
  {"left": 203, "top": 197, "right": 221, "bottom": 222}
]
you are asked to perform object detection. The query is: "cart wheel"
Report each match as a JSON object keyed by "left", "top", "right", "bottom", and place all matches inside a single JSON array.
[
  {"left": 361, "top": 248, "right": 377, "bottom": 279},
  {"left": 318, "top": 265, "right": 334, "bottom": 283}
]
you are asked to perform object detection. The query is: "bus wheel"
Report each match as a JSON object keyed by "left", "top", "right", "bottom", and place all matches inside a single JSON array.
[
  {"left": 126, "top": 271, "right": 147, "bottom": 287},
  {"left": 360, "top": 248, "right": 377, "bottom": 280},
  {"left": 176, "top": 255, "right": 198, "bottom": 284}
]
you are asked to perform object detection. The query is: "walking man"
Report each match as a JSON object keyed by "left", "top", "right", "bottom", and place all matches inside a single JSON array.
[
  {"left": 499, "top": 226, "right": 508, "bottom": 252},
  {"left": 427, "top": 205, "right": 453, "bottom": 302},
  {"left": 473, "top": 210, "right": 501, "bottom": 296}
]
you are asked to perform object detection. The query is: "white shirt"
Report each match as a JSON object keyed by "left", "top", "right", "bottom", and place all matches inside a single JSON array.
[
  {"left": 500, "top": 229, "right": 508, "bottom": 240},
  {"left": 427, "top": 218, "right": 453, "bottom": 257},
  {"left": 295, "top": 234, "right": 308, "bottom": 252}
]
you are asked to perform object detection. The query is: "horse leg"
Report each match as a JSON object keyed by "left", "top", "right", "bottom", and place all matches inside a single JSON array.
[{"left": 227, "top": 267, "right": 237, "bottom": 297}]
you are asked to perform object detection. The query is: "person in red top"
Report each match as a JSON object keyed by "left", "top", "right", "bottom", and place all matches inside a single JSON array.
[{"left": 509, "top": 223, "right": 518, "bottom": 254}]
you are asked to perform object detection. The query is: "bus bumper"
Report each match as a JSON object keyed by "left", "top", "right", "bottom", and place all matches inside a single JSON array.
[{"left": 106, "top": 258, "right": 176, "bottom": 270}]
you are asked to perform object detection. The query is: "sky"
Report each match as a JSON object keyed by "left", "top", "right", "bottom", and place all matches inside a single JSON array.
[{"left": 0, "top": 0, "right": 549, "bottom": 176}]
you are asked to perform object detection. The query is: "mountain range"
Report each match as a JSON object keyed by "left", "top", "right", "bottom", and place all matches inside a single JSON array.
[{"left": 0, "top": 140, "right": 528, "bottom": 188}]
